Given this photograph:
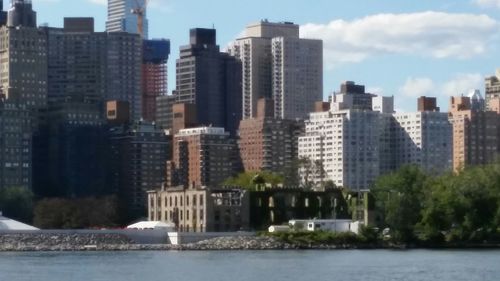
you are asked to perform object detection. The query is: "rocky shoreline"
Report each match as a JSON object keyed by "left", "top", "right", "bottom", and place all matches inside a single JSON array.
[{"left": 1, "top": 233, "right": 499, "bottom": 251}]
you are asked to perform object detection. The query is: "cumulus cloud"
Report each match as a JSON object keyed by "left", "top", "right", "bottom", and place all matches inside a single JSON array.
[
  {"left": 300, "top": 12, "right": 499, "bottom": 68},
  {"left": 399, "top": 77, "right": 435, "bottom": 98},
  {"left": 399, "top": 73, "right": 484, "bottom": 99},
  {"left": 441, "top": 73, "right": 483, "bottom": 97},
  {"left": 474, "top": 0, "right": 500, "bottom": 8}
]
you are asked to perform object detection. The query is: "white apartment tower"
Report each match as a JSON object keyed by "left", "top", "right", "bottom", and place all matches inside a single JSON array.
[
  {"left": 299, "top": 110, "right": 386, "bottom": 190},
  {"left": 392, "top": 112, "right": 452, "bottom": 173},
  {"left": 106, "top": 0, "right": 149, "bottom": 39},
  {"left": 298, "top": 83, "right": 452, "bottom": 191},
  {"left": 228, "top": 21, "right": 323, "bottom": 120}
]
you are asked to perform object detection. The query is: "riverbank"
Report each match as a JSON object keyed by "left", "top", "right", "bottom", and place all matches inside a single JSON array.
[{"left": 1, "top": 233, "right": 500, "bottom": 251}]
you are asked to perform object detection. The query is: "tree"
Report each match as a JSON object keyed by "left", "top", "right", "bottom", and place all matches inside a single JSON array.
[
  {"left": 224, "top": 171, "right": 284, "bottom": 190},
  {"left": 372, "top": 165, "right": 428, "bottom": 242},
  {"left": 0, "top": 186, "right": 34, "bottom": 223},
  {"left": 33, "top": 196, "right": 119, "bottom": 229}
]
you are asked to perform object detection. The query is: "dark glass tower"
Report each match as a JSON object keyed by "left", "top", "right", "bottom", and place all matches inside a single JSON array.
[
  {"left": 7, "top": 0, "right": 37, "bottom": 28},
  {"left": 175, "top": 28, "right": 242, "bottom": 135}
]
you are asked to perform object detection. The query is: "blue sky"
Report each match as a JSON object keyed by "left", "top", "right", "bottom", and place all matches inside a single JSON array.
[{"left": 32, "top": 0, "right": 500, "bottom": 111}]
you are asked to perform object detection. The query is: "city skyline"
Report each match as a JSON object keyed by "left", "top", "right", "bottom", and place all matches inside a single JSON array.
[{"left": 30, "top": 0, "right": 500, "bottom": 112}]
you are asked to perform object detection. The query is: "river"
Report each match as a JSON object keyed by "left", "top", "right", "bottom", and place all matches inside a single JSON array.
[{"left": 0, "top": 250, "right": 498, "bottom": 281}]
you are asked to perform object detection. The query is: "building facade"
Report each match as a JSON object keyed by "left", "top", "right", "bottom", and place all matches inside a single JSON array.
[
  {"left": 110, "top": 122, "right": 171, "bottom": 219},
  {"left": 34, "top": 96, "right": 109, "bottom": 198},
  {"left": 147, "top": 186, "right": 249, "bottom": 232},
  {"left": 238, "top": 114, "right": 303, "bottom": 174},
  {"left": 272, "top": 36, "right": 323, "bottom": 120},
  {"left": 175, "top": 28, "right": 242, "bottom": 135},
  {"left": 142, "top": 39, "right": 170, "bottom": 122},
  {"left": 228, "top": 21, "right": 323, "bottom": 120},
  {"left": 299, "top": 83, "right": 453, "bottom": 190},
  {"left": 392, "top": 112, "right": 452, "bottom": 173},
  {"left": 155, "top": 94, "right": 176, "bottom": 130},
  {"left": 299, "top": 109, "right": 386, "bottom": 190},
  {"left": 0, "top": 26, "right": 47, "bottom": 111},
  {"left": 106, "top": 0, "right": 149, "bottom": 39},
  {"left": 486, "top": 69, "right": 500, "bottom": 109},
  {"left": 449, "top": 95, "right": 500, "bottom": 171},
  {"left": 45, "top": 18, "right": 142, "bottom": 121},
  {"left": 0, "top": 101, "right": 32, "bottom": 190},
  {"left": 170, "top": 127, "right": 238, "bottom": 188}
]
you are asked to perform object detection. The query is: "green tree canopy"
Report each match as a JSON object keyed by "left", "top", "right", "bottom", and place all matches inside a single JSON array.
[{"left": 224, "top": 171, "right": 284, "bottom": 190}]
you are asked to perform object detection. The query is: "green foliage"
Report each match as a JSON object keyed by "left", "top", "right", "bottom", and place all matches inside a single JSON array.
[
  {"left": 373, "top": 163, "right": 500, "bottom": 244},
  {"left": 224, "top": 171, "right": 284, "bottom": 190},
  {"left": 33, "top": 196, "right": 119, "bottom": 229},
  {"left": 0, "top": 186, "right": 34, "bottom": 223},
  {"left": 268, "top": 231, "right": 363, "bottom": 246},
  {"left": 372, "top": 165, "right": 428, "bottom": 242}
]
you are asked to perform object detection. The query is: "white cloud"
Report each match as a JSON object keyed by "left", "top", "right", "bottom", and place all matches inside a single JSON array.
[
  {"left": 441, "top": 73, "right": 483, "bottom": 97},
  {"left": 88, "top": 0, "right": 106, "bottom": 5},
  {"left": 474, "top": 0, "right": 500, "bottom": 8},
  {"left": 300, "top": 12, "right": 498, "bottom": 68},
  {"left": 399, "top": 77, "right": 435, "bottom": 98},
  {"left": 400, "top": 73, "right": 484, "bottom": 98}
]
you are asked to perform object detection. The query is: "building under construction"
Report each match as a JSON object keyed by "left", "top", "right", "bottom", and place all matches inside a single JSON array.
[{"left": 142, "top": 39, "right": 170, "bottom": 122}]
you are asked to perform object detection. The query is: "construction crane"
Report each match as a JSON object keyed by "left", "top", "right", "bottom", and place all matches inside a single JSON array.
[{"left": 131, "top": 0, "right": 147, "bottom": 38}]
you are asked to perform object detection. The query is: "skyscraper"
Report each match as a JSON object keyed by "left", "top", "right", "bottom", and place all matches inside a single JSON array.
[
  {"left": 7, "top": 0, "right": 36, "bottom": 28},
  {"left": 44, "top": 18, "right": 143, "bottom": 120},
  {"left": 175, "top": 28, "right": 242, "bottom": 135},
  {"left": 106, "top": 0, "right": 149, "bottom": 39},
  {"left": 449, "top": 94, "right": 500, "bottom": 171},
  {"left": 142, "top": 39, "right": 170, "bottom": 122},
  {"left": 229, "top": 21, "right": 323, "bottom": 120},
  {"left": 0, "top": 1, "right": 47, "bottom": 111}
]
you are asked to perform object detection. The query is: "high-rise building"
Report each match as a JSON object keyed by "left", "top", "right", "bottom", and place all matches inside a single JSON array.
[
  {"left": 34, "top": 96, "right": 109, "bottom": 198},
  {"left": 0, "top": 100, "right": 32, "bottom": 190},
  {"left": 417, "top": 96, "right": 440, "bottom": 112},
  {"left": 485, "top": 69, "right": 500, "bottom": 109},
  {"left": 331, "top": 81, "right": 375, "bottom": 112},
  {"left": 142, "top": 39, "right": 170, "bottom": 122},
  {"left": 298, "top": 84, "right": 452, "bottom": 190},
  {"left": 228, "top": 21, "right": 323, "bottom": 120},
  {"left": 110, "top": 122, "right": 171, "bottom": 219},
  {"left": 299, "top": 109, "right": 386, "bottom": 190},
  {"left": 238, "top": 99, "right": 302, "bottom": 174},
  {"left": 106, "top": 0, "right": 149, "bottom": 39},
  {"left": 372, "top": 96, "right": 394, "bottom": 114},
  {"left": 7, "top": 0, "right": 36, "bottom": 28},
  {"left": 0, "top": 7, "right": 47, "bottom": 111},
  {"left": 44, "top": 18, "right": 142, "bottom": 120},
  {"left": 449, "top": 94, "right": 500, "bottom": 171},
  {"left": 272, "top": 36, "right": 323, "bottom": 120},
  {"left": 155, "top": 95, "right": 176, "bottom": 130},
  {"left": 171, "top": 127, "right": 237, "bottom": 188},
  {"left": 106, "top": 32, "right": 143, "bottom": 121},
  {"left": 392, "top": 112, "right": 452, "bottom": 173},
  {"left": 175, "top": 28, "right": 242, "bottom": 135}
]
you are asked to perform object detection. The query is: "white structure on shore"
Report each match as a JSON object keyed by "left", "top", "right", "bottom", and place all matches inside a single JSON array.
[
  {"left": 269, "top": 219, "right": 362, "bottom": 234},
  {"left": 0, "top": 211, "right": 39, "bottom": 231}
]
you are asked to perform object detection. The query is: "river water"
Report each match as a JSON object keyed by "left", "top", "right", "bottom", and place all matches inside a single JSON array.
[{"left": 0, "top": 250, "right": 498, "bottom": 281}]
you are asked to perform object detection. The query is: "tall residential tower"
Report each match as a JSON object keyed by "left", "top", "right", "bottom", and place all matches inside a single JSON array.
[
  {"left": 106, "top": 0, "right": 149, "bottom": 39},
  {"left": 229, "top": 21, "right": 323, "bottom": 120}
]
